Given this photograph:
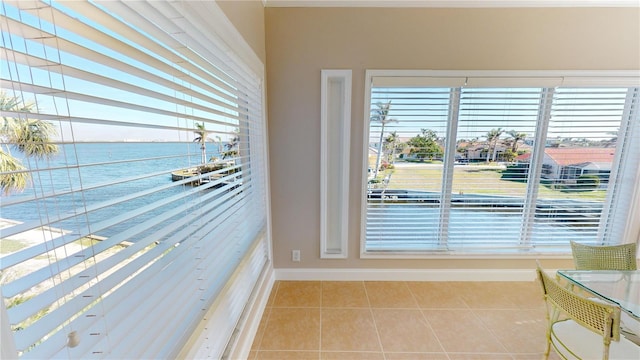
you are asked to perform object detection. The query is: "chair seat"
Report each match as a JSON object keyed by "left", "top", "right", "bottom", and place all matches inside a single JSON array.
[
  {"left": 621, "top": 312, "right": 640, "bottom": 336},
  {"left": 552, "top": 319, "right": 640, "bottom": 359}
]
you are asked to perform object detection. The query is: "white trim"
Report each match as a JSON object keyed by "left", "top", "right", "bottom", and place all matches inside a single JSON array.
[
  {"left": 177, "top": 265, "right": 275, "bottom": 359},
  {"left": 614, "top": 89, "right": 640, "bottom": 245},
  {"left": 360, "top": 70, "right": 375, "bottom": 257},
  {"left": 1, "top": 297, "right": 17, "bottom": 360},
  {"left": 183, "top": 1, "right": 263, "bottom": 78},
  {"left": 366, "top": 70, "right": 640, "bottom": 87},
  {"left": 359, "top": 252, "right": 573, "bottom": 260},
  {"left": 361, "top": 70, "right": 640, "bottom": 258},
  {"left": 320, "top": 69, "right": 352, "bottom": 259},
  {"left": 626, "top": 163, "right": 640, "bottom": 245},
  {"left": 264, "top": 0, "right": 640, "bottom": 7},
  {"left": 225, "top": 266, "right": 275, "bottom": 360},
  {"left": 275, "top": 267, "right": 539, "bottom": 281},
  {"left": 176, "top": 238, "right": 272, "bottom": 359}
]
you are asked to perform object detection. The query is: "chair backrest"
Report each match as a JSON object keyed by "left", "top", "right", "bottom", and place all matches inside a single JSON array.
[
  {"left": 570, "top": 241, "right": 637, "bottom": 271},
  {"left": 536, "top": 263, "right": 621, "bottom": 343}
]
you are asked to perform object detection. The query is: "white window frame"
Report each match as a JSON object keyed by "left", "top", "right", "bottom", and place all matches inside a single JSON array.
[
  {"left": 360, "top": 69, "right": 640, "bottom": 259},
  {"left": 0, "top": 1, "right": 271, "bottom": 358},
  {"left": 320, "top": 69, "right": 352, "bottom": 259}
]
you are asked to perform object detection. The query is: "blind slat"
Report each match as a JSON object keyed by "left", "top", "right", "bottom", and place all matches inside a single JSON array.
[
  {"left": 365, "top": 78, "right": 637, "bottom": 254},
  {"left": 2, "top": 0, "right": 267, "bottom": 358}
]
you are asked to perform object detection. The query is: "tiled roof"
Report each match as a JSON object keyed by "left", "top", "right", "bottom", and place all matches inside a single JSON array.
[
  {"left": 545, "top": 147, "right": 615, "bottom": 166},
  {"left": 516, "top": 147, "right": 615, "bottom": 166}
]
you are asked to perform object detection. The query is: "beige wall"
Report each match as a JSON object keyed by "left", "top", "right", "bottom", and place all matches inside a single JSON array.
[
  {"left": 216, "top": 0, "right": 266, "bottom": 64},
  {"left": 264, "top": 6, "right": 640, "bottom": 270}
]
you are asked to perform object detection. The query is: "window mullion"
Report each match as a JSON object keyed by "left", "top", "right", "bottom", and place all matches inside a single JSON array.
[
  {"left": 520, "top": 88, "right": 554, "bottom": 247},
  {"left": 439, "top": 87, "right": 461, "bottom": 249}
]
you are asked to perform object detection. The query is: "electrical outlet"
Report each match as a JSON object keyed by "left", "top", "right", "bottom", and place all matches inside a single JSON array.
[{"left": 292, "top": 250, "right": 301, "bottom": 262}]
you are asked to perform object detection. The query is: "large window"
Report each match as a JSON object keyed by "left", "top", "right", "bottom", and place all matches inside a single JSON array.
[
  {"left": 363, "top": 71, "right": 639, "bottom": 256},
  {"left": 1, "top": 1, "right": 268, "bottom": 358}
]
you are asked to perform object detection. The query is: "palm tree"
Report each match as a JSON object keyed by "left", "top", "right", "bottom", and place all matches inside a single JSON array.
[
  {"left": 222, "top": 132, "right": 240, "bottom": 160},
  {"left": 0, "top": 149, "right": 28, "bottom": 194},
  {"left": 506, "top": 130, "right": 527, "bottom": 153},
  {"left": 370, "top": 101, "right": 398, "bottom": 178},
  {"left": 1, "top": 92, "right": 59, "bottom": 194},
  {"left": 193, "top": 122, "right": 212, "bottom": 165},
  {"left": 484, "top": 128, "right": 504, "bottom": 162},
  {"left": 384, "top": 131, "right": 401, "bottom": 165}
]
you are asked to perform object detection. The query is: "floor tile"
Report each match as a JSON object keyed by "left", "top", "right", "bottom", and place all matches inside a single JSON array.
[
  {"left": 365, "top": 281, "right": 418, "bottom": 308},
  {"left": 384, "top": 352, "right": 449, "bottom": 359},
  {"left": 320, "top": 351, "right": 385, "bottom": 360},
  {"left": 422, "top": 309, "right": 508, "bottom": 353},
  {"left": 446, "top": 353, "right": 512, "bottom": 360},
  {"left": 250, "top": 307, "right": 271, "bottom": 351},
  {"left": 260, "top": 308, "right": 320, "bottom": 350},
  {"left": 458, "top": 282, "right": 523, "bottom": 309},
  {"left": 265, "top": 281, "right": 280, "bottom": 307},
  {"left": 322, "top": 281, "right": 369, "bottom": 308},
  {"left": 372, "top": 309, "right": 443, "bottom": 352},
  {"left": 506, "top": 281, "right": 546, "bottom": 309},
  {"left": 256, "top": 350, "right": 320, "bottom": 359},
  {"left": 474, "top": 308, "right": 548, "bottom": 353},
  {"left": 253, "top": 280, "right": 557, "bottom": 359},
  {"left": 274, "top": 281, "right": 322, "bottom": 307},
  {"left": 513, "top": 352, "right": 562, "bottom": 360},
  {"left": 407, "top": 281, "right": 470, "bottom": 309},
  {"left": 321, "top": 308, "right": 381, "bottom": 351}
]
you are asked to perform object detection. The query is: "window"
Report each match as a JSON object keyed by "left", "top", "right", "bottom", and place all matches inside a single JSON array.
[
  {"left": 320, "top": 69, "right": 352, "bottom": 258},
  {"left": 1, "top": 1, "right": 268, "bottom": 358},
  {"left": 362, "top": 70, "right": 639, "bottom": 256}
]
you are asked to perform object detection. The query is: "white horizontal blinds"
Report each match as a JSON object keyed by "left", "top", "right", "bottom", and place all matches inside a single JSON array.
[
  {"left": 601, "top": 88, "right": 640, "bottom": 244},
  {"left": 366, "top": 87, "right": 450, "bottom": 251},
  {"left": 363, "top": 72, "right": 638, "bottom": 254},
  {"left": 449, "top": 88, "right": 540, "bottom": 250},
  {"left": 531, "top": 88, "right": 628, "bottom": 248},
  {"left": 1, "top": 1, "right": 266, "bottom": 359}
]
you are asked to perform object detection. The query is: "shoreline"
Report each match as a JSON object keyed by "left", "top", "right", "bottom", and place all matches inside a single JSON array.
[{"left": 1, "top": 218, "right": 70, "bottom": 247}]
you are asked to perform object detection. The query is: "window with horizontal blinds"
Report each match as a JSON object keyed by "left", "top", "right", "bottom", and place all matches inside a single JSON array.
[
  {"left": 449, "top": 88, "right": 541, "bottom": 251},
  {"left": 1, "top": 1, "right": 268, "bottom": 359},
  {"left": 363, "top": 70, "right": 639, "bottom": 255}
]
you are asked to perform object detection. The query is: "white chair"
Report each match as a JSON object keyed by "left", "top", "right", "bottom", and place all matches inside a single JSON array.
[{"left": 536, "top": 263, "right": 640, "bottom": 359}]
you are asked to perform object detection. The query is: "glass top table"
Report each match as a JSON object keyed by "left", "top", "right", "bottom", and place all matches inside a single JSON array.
[{"left": 557, "top": 270, "right": 640, "bottom": 320}]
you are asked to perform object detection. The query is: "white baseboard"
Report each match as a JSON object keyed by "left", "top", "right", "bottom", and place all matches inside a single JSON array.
[{"left": 275, "top": 268, "right": 538, "bottom": 281}]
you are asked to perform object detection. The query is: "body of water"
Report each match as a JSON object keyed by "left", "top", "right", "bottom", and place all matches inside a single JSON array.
[{"left": 2, "top": 142, "right": 222, "bottom": 239}]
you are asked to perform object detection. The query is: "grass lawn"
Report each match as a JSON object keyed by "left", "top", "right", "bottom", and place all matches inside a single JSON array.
[
  {"left": 377, "top": 162, "right": 606, "bottom": 201},
  {"left": 0, "top": 239, "right": 29, "bottom": 254}
]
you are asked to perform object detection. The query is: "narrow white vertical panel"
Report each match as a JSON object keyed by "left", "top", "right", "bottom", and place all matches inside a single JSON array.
[
  {"left": 1, "top": 297, "right": 17, "bottom": 360},
  {"left": 321, "top": 69, "right": 352, "bottom": 259}
]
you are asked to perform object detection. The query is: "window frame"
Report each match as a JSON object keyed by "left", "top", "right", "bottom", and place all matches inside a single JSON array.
[
  {"left": 360, "top": 69, "right": 640, "bottom": 259},
  {"left": 0, "top": 1, "right": 270, "bottom": 358}
]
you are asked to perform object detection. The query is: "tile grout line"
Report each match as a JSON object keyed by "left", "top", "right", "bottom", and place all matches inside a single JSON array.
[
  {"left": 254, "top": 281, "right": 280, "bottom": 360},
  {"left": 319, "top": 281, "right": 323, "bottom": 360},
  {"left": 406, "top": 281, "right": 453, "bottom": 360},
  {"left": 254, "top": 281, "right": 279, "bottom": 356},
  {"left": 258, "top": 280, "right": 549, "bottom": 359},
  {"left": 361, "top": 280, "right": 388, "bottom": 359},
  {"left": 465, "top": 297, "right": 521, "bottom": 356}
]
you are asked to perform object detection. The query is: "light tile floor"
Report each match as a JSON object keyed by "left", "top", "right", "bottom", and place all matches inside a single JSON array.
[{"left": 249, "top": 280, "right": 562, "bottom": 360}]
